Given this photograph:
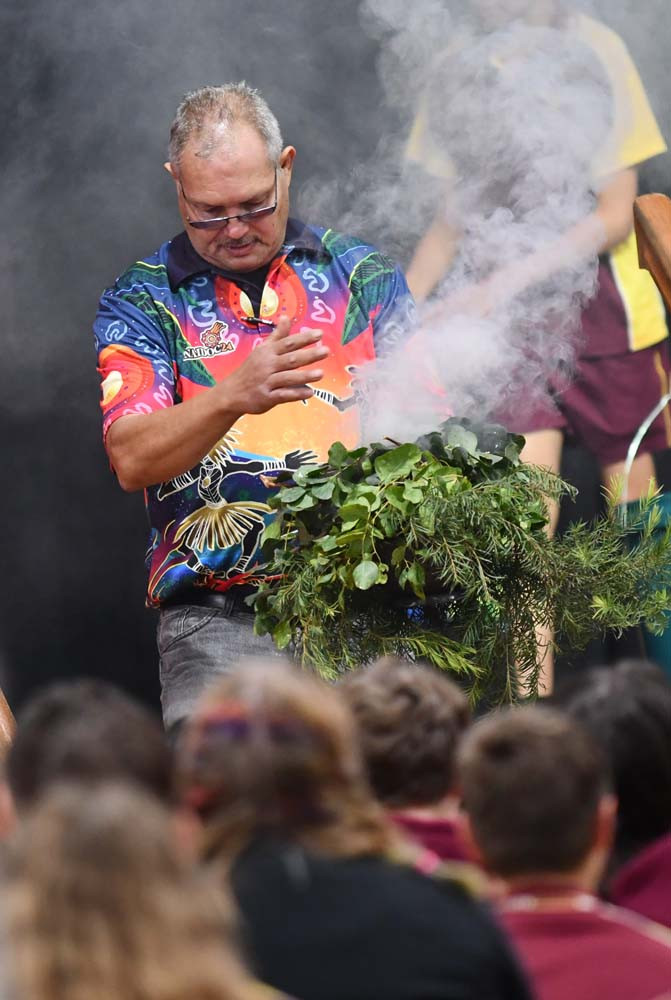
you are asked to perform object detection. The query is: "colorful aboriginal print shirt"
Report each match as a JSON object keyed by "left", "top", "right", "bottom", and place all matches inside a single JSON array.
[{"left": 94, "top": 219, "right": 414, "bottom": 606}]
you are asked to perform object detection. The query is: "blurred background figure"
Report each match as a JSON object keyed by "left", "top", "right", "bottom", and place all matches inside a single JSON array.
[
  {"left": 5, "top": 679, "right": 174, "bottom": 823},
  {"left": 3, "top": 782, "right": 280, "bottom": 1000},
  {"left": 459, "top": 705, "right": 671, "bottom": 1000},
  {"left": 404, "top": 0, "right": 670, "bottom": 691},
  {"left": 553, "top": 659, "right": 671, "bottom": 928},
  {"left": 340, "top": 656, "right": 473, "bottom": 863},
  {"left": 178, "top": 659, "right": 533, "bottom": 1000}
]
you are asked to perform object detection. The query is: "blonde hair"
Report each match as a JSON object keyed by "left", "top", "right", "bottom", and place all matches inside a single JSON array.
[
  {"left": 178, "top": 660, "right": 401, "bottom": 863},
  {"left": 4, "top": 782, "right": 264, "bottom": 1000}
]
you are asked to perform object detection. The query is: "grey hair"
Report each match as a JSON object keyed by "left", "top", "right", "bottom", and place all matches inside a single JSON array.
[{"left": 168, "top": 82, "right": 283, "bottom": 169}]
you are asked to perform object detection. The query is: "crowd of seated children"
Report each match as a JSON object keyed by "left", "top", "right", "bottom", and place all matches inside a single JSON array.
[
  {"left": 3, "top": 655, "right": 671, "bottom": 1000},
  {"left": 176, "top": 659, "right": 532, "bottom": 1000}
]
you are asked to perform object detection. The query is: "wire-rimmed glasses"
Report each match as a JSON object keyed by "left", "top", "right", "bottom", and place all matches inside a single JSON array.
[{"left": 179, "top": 169, "right": 278, "bottom": 231}]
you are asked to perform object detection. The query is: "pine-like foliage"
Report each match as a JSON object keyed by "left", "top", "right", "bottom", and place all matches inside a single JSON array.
[{"left": 251, "top": 419, "right": 671, "bottom": 702}]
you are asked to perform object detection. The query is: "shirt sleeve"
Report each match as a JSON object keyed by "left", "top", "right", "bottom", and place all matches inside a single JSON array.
[
  {"left": 369, "top": 259, "right": 418, "bottom": 356},
  {"left": 406, "top": 101, "right": 456, "bottom": 182},
  {"left": 93, "top": 288, "right": 177, "bottom": 441},
  {"left": 579, "top": 15, "right": 668, "bottom": 178}
]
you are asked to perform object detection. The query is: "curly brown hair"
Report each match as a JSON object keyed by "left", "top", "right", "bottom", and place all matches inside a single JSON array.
[{"left": 340, "top": 657, "right": 470, "bottom": 808}]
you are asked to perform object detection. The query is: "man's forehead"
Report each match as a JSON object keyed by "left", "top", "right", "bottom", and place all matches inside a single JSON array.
[{"left": 178, "top": 133, "right": 276, "bottom": 204}]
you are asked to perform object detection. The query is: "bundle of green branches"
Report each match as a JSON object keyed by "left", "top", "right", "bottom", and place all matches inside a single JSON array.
[{"left": 251, "top": 418, "right": 671, "bottom": 701}]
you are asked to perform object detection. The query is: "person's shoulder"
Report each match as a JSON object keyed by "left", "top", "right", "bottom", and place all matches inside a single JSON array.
[
  {"left": 593, "top": 900, "right": 671, "bottom": 954},
  {"left": 573, "top": 12, "right": 632, "bottom": 65},
  {"left": 105, "top": 237, "right": 175, "bottom": 297},
  {"left": 504, "top": 898, "right": 671, "bottom": 959},
  {"left": 313, "top": 225, "right": 401, "bottom": 276},
  {"left": 611, "top": 833, "right": 671, "bottom": 916},
  {"left": 372, "top": 850, "right": 490, "bottom": 912}
]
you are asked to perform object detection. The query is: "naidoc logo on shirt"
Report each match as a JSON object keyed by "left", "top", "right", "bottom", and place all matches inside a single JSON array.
[{"left": 183, "top": 321, "right": 236, "bottom": 361}]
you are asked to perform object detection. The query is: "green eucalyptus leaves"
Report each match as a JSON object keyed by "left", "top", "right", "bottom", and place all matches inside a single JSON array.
[{"left": 250, "top": 419, "right": 671, "bottom": 702}]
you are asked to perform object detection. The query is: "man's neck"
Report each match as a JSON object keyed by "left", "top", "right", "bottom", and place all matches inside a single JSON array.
[{"left": 504, "top": 864, "right": 596, "bottom": 897}]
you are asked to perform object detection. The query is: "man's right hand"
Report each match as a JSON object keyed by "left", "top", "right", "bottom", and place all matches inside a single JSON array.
[
  {"left": 222, "top": 316, "right": 329, "bottom": 416},
  {"left": 106, "top": 317, "right": 330, "bottom": 492}
]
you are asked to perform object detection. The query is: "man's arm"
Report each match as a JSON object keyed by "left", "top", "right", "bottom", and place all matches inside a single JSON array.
[{"left": 106, "top": 317, "right": 328, "bottom": 492}]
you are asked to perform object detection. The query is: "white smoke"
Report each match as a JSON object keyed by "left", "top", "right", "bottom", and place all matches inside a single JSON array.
[{"left": 306, "top": 0, "right": 639, "bottom": 443}]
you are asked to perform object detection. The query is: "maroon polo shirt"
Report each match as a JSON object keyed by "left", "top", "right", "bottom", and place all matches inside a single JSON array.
[
  {"left": 390, "top": 812, "right": 471, "bottom": 863},
  {"left": 610, "top": 834, "right": 671, "bottom": 930},
  {"left": 498, "top": 889, "right": 671, "bottom": 1000}
]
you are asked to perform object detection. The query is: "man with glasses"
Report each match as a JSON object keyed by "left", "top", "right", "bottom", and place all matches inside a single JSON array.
[{"left": 93, "top": 83, "right": 413, "bottom": 732}]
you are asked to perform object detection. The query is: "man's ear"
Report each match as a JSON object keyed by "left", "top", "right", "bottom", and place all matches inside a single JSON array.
[
  {"left": 595, "top": 793, "right": 618, "bottom": 854},
  {"left": 0, "top": 779, "right": 17, "bottom": 839},
  {"left": 279, "top": 146, "right": 297, "bottom": 186},
  {"left": 460, "top": 812, "right": 487, "bottom": 867},
  {"left": 164, "top": 161, "right": 178, "bottom": 183}
]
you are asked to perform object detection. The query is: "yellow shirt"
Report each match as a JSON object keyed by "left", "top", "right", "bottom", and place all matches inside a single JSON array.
[{"left": 579, "top": 14, "right": 668, "bottom": 350}]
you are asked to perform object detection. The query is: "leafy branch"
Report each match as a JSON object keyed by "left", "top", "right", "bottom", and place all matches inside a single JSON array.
[{"left": 250, "top": 418, "right": 671, "bottom": 702}]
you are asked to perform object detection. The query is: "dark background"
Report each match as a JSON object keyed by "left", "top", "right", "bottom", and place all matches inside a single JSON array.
[{"left": 1, "top": 1, "right": 669, "bottom": 713}]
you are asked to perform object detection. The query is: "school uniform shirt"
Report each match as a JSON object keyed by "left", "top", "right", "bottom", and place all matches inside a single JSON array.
[
  {"left": 390, "top": 811, "right": 471, "bottom": 862},
  {"left": 610, "top": 833, "right": 671, "bottom": 930},
  {"left": 499, "top": 888, "right": 671, "bottom": 1000}
]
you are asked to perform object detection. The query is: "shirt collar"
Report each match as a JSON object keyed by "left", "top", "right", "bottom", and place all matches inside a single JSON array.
[{"left": 166, "top": 217, "right": 329, "bottom": 290}]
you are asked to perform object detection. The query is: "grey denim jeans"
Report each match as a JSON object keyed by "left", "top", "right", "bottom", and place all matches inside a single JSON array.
[{"left": 157, "top": 598, "right": 280, "bottom": 729}]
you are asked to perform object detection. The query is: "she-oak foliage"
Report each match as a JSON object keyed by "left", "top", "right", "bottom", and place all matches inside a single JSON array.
[{"left": 250, "top": 419, "right": 671, "bottom": 702}]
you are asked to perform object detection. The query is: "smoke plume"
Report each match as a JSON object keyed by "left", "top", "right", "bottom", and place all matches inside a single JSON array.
[{"left": 301, "top": 0, "right": 668, "bottom": 444}]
